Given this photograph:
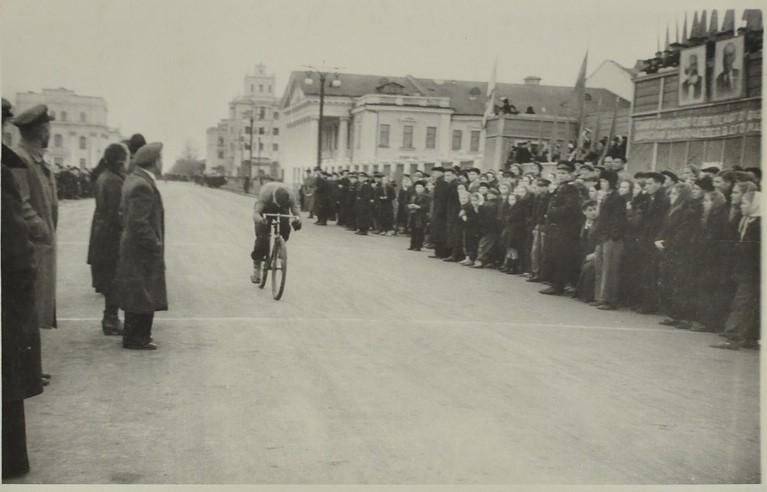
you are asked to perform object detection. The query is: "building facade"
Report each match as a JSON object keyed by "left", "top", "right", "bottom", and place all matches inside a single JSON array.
[
  {"left": 205, "top": 64, "right": 281, "bottom": 177},
  {"left": 628, "top": 10, "right": 762, "bottom": 171},
  {"left": 5, "top": 88, "right": 122, "bottom": 169}
]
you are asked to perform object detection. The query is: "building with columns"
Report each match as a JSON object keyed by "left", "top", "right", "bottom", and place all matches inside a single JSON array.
[
  {"left": 280, "top": 69, "right": 629, "bottom": 186},
  {"left": 205, "top": 64, "right": 282, "bottom": 177},
  {"left": 5, "top": 88, "right": 122, "bottom": 169}
]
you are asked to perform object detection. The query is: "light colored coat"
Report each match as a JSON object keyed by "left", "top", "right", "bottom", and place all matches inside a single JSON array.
[{"left": 11, "top": 142, "right": 58, "bottom": 329}]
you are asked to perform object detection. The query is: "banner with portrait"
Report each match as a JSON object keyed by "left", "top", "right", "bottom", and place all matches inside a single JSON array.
[
  {"left": 713, "top": 36, "right": 745, "bottom": 101},
  {"left": 678, "top": 45, "right": 706, "bottom": 106}
]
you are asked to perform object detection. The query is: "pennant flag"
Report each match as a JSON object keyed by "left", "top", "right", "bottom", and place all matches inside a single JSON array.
[
  {"left": 691, "top": 11, "right": 700, "bottom": 39},
  {"left": 710, "top": 10, "right": 719, "bottom": 34},
  {"left": 722, "top": 9, "right": 736, "bottom": 33},
  {"left": 573, "top": 51, "right": 588, "bottom": 149},
  {"left": 482, "top": 57, "right": 497, "bottom": 129},
  {"left": 675, "top": 19, "right": 680, "bottom": 44},
  {"left": 700, "top": 10, "right": 708, "bottom": 37},
  {"left": 600, "top": 96, "right": 620, "bottom": 164},
  {"left": 682, "top": 12, "right": 689, "bottom": 43},
  {"left": 743, "top": 9, "right": 763, "bottom": 32},
  {"left": 665, "top": 23, "right": 670, "bottom": 50}
]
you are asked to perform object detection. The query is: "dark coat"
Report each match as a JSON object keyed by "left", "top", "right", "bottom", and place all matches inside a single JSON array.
[
  {"left": 396, "top": 186, "right": 412, "bottom": 226},
  {"left": 544, "top": 182, "right": 583, "bottom": 289},
  {"left": 430, "top": 177, "right": 448, "bottom": 243},
  {"left": 445, "top": 181, "right": 462, "bottom": 248},
  {"left": 592, "top": 190, "right": 627, "bottom": 243},
  {"left": 461, "top": 203, "right": 481, "bottom": 239},
  {"left": 532, "top": 191, "right": 550, "bottom": 226},
  {"left": 2, "top": 149, "right": 43, "bottom": 401},
  {"left": 87, "top": 168, "right": 125, "bottom": 292},
  {"left": 408, "top": 192, "right": 430, "bottom": 229},
  {"left": 733, "top": 217, "right": 760, "bottom": 283},
  {"left": 478, "top": 200, "right": 500, "bottom": 236},
  {"left": 502, "top": 197, "right": 532, "bottom": 251},
  {"left": 114, "top": 168, "right": 167, "bottom": 313},
  {"left": 640, "top": 189, "right": 670, "bottom": 244}
]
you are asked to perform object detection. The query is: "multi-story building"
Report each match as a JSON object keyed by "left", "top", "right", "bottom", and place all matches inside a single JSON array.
[
  {"left": 5, "top": 88, "right": 122, "bottom": 169},
  {"left": 205, "top": 64, "right": 281, "bottom": 177},
  {"left": 279, "top": 69, "right": 631, "bottom": 186}
]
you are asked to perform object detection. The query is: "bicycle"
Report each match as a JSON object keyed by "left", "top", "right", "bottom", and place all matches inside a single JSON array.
[{"left": 257, "top": 213, "right": 297, "bottom": 300}]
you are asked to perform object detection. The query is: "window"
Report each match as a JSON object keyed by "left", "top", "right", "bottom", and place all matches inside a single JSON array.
[
  {"left": 378, "top": 124, "right": 390, "bottom": 147},
  {"left": 402, "top": 125, "right": 414, "bottom": 149},
  {"left": 61, "top": 111, "right": 68, "bottom": 121},
  {"left": 79, "top": 158, "right": 86, "bottom": 168},
  {"left": 409, "top": 163, "right": 419, "bottom": 174},
  {"left": 452, "top": 130, "right": 462, "bottom": 151},
  {"left": 218, "top": 151, "right": 224, "bottom": 159},
  {"left": 273, "top": 112, "right": 279, "bottom": 120},
  {"left": 54, "top": 134, "right": 63, "bottom": 147},
  {"left": 470, "top": 130, "right": 481, "bottom": 152},
  {"left": 258, "top": 127, "right": 265, "bottom": 135},
  {"left": 79, "top": 136, "right": 87, "bottom": 150},
  {"left": 426, "top": 126, "right": 437, "bottom": 149},
  {"left": 50, "top": 110, "right": 56, "bottom": 119},
  {"left": 259, "top": 84, "right": 263, "bottom": 92},
  {"left": 245, "top": 126, "right": 252, "bottom": 134},
  {"left": 80, "top": 112, "right": 86, "bottom": 122},
  {"left": 272, "top": 128, "right": 279, "bottom": 136},
  {"left": 258, "top": 142, "right": 264, "bottom": 151},
  {"left": 272, "top": 143, "right": 279, "bottom": 151},
  {"left": 259, "top": 108, "right": 265, "bottom": 120},
  {"left": 217, "top": 137, "right": 224, "bottom": 146}
]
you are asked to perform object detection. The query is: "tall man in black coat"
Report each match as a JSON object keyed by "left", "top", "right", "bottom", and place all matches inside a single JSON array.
[
  {"left": 428, "top": 166, "right": 449, "bottom": 258},
  {"left": 355, "top": 173, "right": 375, "bottom": 235},
  {"left": 636, "top": 172, "right": 670, "bottom": 313},
  {"left": 336, "top": 170, "right": 350, "bottom": 226},
  {"left": 442, "top": 168, "right": 464, "bottom": 261},
  {"left": 313, "top": 171, "right": 331, "bottom": 225},
  {"left": 2, "top": 98, "right": 43, "bottom": 479},
  {"left": 540, "top": 161, "right": 583, "bottom": 295}
]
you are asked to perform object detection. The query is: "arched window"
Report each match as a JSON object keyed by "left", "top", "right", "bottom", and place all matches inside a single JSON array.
[
  {"left": 54, "top": 134, "right": 63, "bottom": 147},
  {"left": 79, "top": 136, "right": 87, "bottom": 149}
]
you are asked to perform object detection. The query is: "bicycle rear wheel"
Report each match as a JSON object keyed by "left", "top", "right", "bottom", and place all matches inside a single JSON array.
[
  {"left": 271, "top": 237, "right": 288, "bottom": 300},
  {"left": 258, "top": 258, "right": 268, "bottom": 290}
]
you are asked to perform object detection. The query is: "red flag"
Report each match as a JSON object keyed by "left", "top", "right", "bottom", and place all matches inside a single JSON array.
[
  {"left": 573, "top": 51, "right": 588, "bottom": 149},
  {"left": 600, "top": 96, "right": 620, "bottom": 164}
]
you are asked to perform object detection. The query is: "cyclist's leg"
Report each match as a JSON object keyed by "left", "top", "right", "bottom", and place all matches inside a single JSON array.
[
  {"left": 251, "top": 220, "right": 271, "bottom": 282},
  {"left": 279, "top": 217, "right": 292, "bottom": 242}
]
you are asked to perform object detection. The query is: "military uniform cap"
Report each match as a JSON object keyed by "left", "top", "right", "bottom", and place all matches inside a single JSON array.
[
  {"left": 359, "top": 172, "right": 369, "bottom": 177},
  {"left": 556, "top": 161, "right": 575, "bottom": 172},
  {"left": 660, "top": 170, "right": 679, "bottom": 183},
  {"left": 13, "top": 104, "right": 54, "bottom": 128},
  {"left": 431, "top": 166, "right": 445, "bottom": 172},
  {"left": 373, "top": 172, "right": 383, "bottom": 178},
  {"left": 132, "top": 142, "right": 163, "bottom": 167}
]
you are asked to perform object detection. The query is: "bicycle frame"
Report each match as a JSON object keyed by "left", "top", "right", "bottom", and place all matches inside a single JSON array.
[{"left": 258, "top": 213, "right": 296, "bottom": 300}]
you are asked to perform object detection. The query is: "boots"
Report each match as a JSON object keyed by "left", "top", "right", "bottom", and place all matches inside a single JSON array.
[
  {"left": 102, "top": 311, "right": 124, "bottom": 336},
  {"left": 499, "top": 258, "right": 512, "bottom": 273}
]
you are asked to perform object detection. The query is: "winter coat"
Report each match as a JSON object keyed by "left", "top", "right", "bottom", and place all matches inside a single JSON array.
[{"left": 87, "top": 168, "right": 125, "bottom": 292}]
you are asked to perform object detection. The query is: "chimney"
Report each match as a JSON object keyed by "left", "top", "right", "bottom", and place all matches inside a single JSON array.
[{"left": 524, "top": 76, "right": 542, "bottom": 85}]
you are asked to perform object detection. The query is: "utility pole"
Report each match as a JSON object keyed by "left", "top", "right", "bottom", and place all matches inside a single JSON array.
[
  {"left": 317, "top": 72, "right": 326, "bottom": 170},
  {"left": 249, "top": 110, "right": 254, "bottom": 178}
]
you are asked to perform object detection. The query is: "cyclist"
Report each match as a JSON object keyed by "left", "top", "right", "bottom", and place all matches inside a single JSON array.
[{"left": 251, "top": 181, "right": 302, "bottom": 283}]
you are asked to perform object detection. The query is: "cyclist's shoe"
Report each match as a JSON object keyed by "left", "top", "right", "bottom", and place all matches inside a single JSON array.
[{"left": 250, "top": 265, "right": 261, "bottom": 284}]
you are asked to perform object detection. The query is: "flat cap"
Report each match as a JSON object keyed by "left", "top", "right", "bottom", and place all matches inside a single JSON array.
[
  {"left": 132, "top": 142, "right": 163, "bottom": 168},
  {"left": 556, "top": 161, "right": 575, "bottom": 172},
  {"left": 660, "top": 170, "right": 679, "bottom": 183},
  {"left": 13, "top": 104, "right": 54, "bottom": 128},
  {"left": 2, "top": 98, "right": 13, "bottom": 120},
  {"left": 431, "top": 166, "right": 445, "bottom": 172}
]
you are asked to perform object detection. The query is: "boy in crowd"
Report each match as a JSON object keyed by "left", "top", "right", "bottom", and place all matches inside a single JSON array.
[
  {"left": 407, "top": 180, "right": 429, "bottom": 251},
  {"left": 575, "top": 200, "right": 599, "bottom": 302}
]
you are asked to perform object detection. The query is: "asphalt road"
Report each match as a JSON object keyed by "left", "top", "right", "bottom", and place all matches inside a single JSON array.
[{"left": 12, "top": 182, "right": 760, "bottom": 484}]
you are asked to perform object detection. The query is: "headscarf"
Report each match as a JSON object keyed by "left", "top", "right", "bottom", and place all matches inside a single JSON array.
[{"left": 738, "top": 191, "right": 761, "bottom": 240}]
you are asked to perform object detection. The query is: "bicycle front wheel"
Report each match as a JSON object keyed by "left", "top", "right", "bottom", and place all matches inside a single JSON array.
[{"left": 271, "top": 237, "right": 288, "bottom": 300}]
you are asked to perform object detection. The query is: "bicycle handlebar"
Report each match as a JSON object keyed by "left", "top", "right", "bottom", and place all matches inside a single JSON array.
[{"left": 262, "top": 213, "right": 299, "bottom": 219}]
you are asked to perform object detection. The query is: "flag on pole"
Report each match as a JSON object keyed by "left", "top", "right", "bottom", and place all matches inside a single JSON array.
[
  {"left": 574, "top": 51, "right": 588, "bottom": 150},
  {"left": 722, "top": 9, "right": 735, "bottom": 34},
  {"left": 600, "top": 96, "right": 620, "bottom": 164},
  {"left": 710, "top": 10, "right": 719, "bottom": 34},
  {"left": 482, "top": 57, "right": 498, "bottom": 129},
  {"left": 682, "top": 12, "right": 689, "bottom": 43}
]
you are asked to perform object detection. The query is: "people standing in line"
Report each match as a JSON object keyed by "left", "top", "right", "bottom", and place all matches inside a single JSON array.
[
  {"left": 114, "top": 143, "right": 167, "bottom": 350},
  {"left": 396, "top": 174, "right": 413, "bottom": 235},
  {"left": 87, "top": 144, "right": 129, "bottom": 336},
  {"left": 591, "top": 169, "right": 627, "bottom": 310},
  {"left": 442, "top": 168, "right": 464, "bottom": 261},
  {"left": 636, "top": 172, "right": 670, "bottom": 314},
  {"left": 1, "top": 98, "right": 44, "bottom": 480},
  {"left": 313, "top": 169, "right": 330, "bottom": 225},
  {"left": 527, "top": 177, "right": 551, "bottom": 283}
]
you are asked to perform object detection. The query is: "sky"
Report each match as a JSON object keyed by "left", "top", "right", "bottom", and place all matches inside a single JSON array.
[{"left": 1, "top": 0, "right": 758, "bottom": 163}]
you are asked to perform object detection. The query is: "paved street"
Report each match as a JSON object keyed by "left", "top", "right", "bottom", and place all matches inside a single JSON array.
[{"left": 12, "top": 182, "right": 759, "bottom": 484}]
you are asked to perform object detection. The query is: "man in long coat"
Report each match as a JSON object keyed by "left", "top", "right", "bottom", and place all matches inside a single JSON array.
[
  {"left": 428, "top": 166, "right": 449, "bottom": 258},
  {"left": 11, "top": 105, "right": 58, "bottom": 331},
  {"left": 443, "top": 168, "right": 463, "bottom": 261},
  {"left": 2, "top": 98, "right": 44, "bottom": 479},
  {"left": 302, "top": 168, "right": 317, "bottom": 218},
  {"left": 540, "top": 161, "right": 583, "bottom": 295},
  {"left": 355, "top": 173, "right": 375, "bottom": 235},
  {"left": 115, "top": 143, "right": 167, "bottom": 350}
]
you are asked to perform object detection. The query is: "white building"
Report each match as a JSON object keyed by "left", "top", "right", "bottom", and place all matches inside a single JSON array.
[
  {"left": 205, "top": 64, "right": 281, "bottom": 177},
  {"left": 586, "top": 59, "right": 636, "bottom": 103},
  {"left": 6, "top": 88, "right": 122, "bottom": 169},
  {"left": 279, "top": 70, "right": 628, "bottom": 186}
]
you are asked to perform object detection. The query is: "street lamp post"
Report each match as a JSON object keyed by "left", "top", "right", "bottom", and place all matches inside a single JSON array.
[{"left": 304, "top": 67, "right": 342, "bottom": 171}]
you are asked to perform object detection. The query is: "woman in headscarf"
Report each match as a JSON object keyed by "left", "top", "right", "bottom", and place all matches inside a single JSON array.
[
  {"left": 691, "top": 190, "right": 731, "bottom": 332},
  {"left": 712, "top": 191, "right": 760, "bottom": 350},
  {"left": 655, "top": 182, "right": 703, "bottom": 329},
  {"left": 86, "top": 143, "right": 128, "bottom": 335}
]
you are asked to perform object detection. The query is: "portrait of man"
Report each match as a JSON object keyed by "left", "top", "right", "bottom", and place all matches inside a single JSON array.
[
  {"left": 713, "top": 36, "right": 745, "bottom": 101},
  {"left": 678, "top": 45, "right": 706, "bottom": 106}
]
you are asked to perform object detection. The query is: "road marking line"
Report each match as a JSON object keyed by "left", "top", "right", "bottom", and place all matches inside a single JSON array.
[{"left": 56, "top": 317, "right": 689, "bottom": 334}]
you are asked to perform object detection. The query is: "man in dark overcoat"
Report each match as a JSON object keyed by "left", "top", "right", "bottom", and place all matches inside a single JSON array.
[
  {"left": 115, "top": 143, "right": 167, "bottom": 350},
  {"left": 87, "top": 143, "right": 128, "bottom": 335},
  {"left": 355, "top": 173, "right": 375, "bottom": 235},
  {"left": 442, "top": 168, "right": 463, "bottom": 261},
  {"left": 540, "top": 161, "right": 583, "bottom": 295},
  {"left": 636, "top": 172, "right": 670, "bottom": 313},
  {"left": 2, "top": 98, "right": 43, "bottom": 479},
  {"left": 428, "top": 166, "right": 449, "bottom": 258}
]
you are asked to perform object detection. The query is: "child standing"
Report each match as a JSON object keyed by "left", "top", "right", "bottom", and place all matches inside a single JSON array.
[{"left": 407, "top": 180, "right": 429, "bottom": 251}]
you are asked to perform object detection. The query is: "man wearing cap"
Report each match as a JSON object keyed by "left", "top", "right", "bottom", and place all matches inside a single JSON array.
[
  {"left": 636, "top": 172, "right": 670, "bottom": 313},
  {"left": 428, "top": 166, "right": 449, "bottom": 258},
  {"left": 11, "top": 104, "right": 58, "bottom": 333},
  {"left": 355, "top": 172, "right": 375, "bottom": 235},
  {"left": 2, "top": 98, "right": 44, "bottom": 479},
  {"left": 540, "top": 161, "right": 583, "bottom": 295},
  {"left": 114, "top": 143, "right": 167, "bottom": 350},
  {"left": 442, "top": 168, "right": 464, "bottom": 261}
]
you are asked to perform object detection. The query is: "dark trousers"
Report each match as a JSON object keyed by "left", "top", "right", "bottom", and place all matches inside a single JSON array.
[
  {"left": 410, "top": 227, "right": 425, "bottom": 250},
  {"left": 2, "top": 399, "right": 29, "bottom": 479},
  {"left": 251, "top": 219, "right": 291, "bottom": 264},
  {"left": 464, "top": 232, "right": 480, "bottom": 261},
  {"left": 123, "top": 312, "right": 155, "bottom": 346}
]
